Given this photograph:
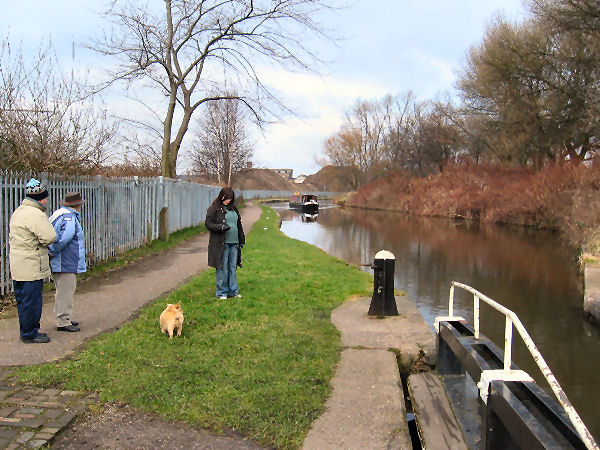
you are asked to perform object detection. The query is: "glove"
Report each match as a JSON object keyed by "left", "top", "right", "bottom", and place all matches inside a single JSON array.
[{"left": 221, "top": 224, "right": 230, "bottom": 232}]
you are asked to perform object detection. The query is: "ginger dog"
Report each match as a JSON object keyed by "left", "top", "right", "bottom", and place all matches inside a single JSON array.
[{"left": 159, "top": 303, "right": 184, "bottom": 338}]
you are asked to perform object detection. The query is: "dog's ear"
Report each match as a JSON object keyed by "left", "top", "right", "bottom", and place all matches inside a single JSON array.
[
  {"left": 166, "top": 303, "right": 172, "bottom": 307},
  {"left": 175, "top": 303, "right": 182, "bottom": 310}
]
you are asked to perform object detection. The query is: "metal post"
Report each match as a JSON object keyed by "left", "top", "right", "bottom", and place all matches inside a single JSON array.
[
  {"left": 368, "top": 250, "right": 398, "bottom": 317},
  {"left": 504, "top": 317, "right": 513, "bottom": 371},
  {"left": 474, "top": 295, "right": 480, "bottom": 339}
]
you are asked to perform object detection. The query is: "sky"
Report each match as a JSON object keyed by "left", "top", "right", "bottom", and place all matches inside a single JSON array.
[{"left": 0, "top": 0, "right": 529, "bottom": 177}]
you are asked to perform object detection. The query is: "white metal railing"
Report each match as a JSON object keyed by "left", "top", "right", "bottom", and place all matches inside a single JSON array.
[{"left": 436, "top": 281, "right": 598, "bottom": 450}]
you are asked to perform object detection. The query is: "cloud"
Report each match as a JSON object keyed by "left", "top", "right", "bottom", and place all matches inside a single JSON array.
[
  {"left": 253, "top": 113, "right": 344, "bottom": 176},
  {"left": 259, "top": 68, "right": 389, "bottom": 115}
]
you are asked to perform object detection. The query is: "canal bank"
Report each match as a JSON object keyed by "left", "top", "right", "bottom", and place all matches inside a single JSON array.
[
  {"left": 2, "top": 202, "right": 597, "bottom": 448},
  {"left": 6, "top": 206, "right": 376, "bottom": 448},
  {"left": 302, "top": 295, "right": 470, "bottom": 449},
  {"left": 584, "top": 264, "right": 600, "bottom": 324}
]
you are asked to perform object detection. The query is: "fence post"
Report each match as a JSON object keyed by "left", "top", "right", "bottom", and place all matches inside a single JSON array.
[
  {"left": 146, "top": 221, "right": 153, "bottom": 246},
  {"left": 158, "top": 177, "right": 169, "bottom": 241},
  {"left": 96, "top": 175, "right": 106, "bottom": 260}
]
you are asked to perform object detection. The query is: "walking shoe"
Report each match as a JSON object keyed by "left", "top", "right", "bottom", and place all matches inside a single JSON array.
[
  {"left": 218, "top": 296, "right": 227, "bottom": 300},
  {"left": 57, "top": 324, "right": 80, "bottom": 332},
  {"left": 21, "top": 334, "right": 51, "bottom": 344},
  {"left": 234, "top": 294, "right": 242, "bottom": 298}
]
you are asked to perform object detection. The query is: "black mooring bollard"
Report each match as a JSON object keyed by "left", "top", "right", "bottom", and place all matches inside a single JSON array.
[{"left": 368, "top": 250, "right": 399, "bottom": 318}]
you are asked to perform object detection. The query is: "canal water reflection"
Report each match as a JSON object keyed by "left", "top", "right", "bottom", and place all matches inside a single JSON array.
[{"left": 273, "top": 203, "right": 600, "bottom": 440}]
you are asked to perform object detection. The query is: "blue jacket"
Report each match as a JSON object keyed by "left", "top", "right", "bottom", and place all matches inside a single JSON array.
[{"left": 49, "top": 207, "right": 87, "bottom": 273}]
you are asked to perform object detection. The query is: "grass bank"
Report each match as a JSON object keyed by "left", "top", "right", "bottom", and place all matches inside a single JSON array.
[{"left": 14, "top": 207, "right": 372, "bottom": 449}]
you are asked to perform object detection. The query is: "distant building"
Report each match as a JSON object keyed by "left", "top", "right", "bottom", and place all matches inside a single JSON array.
[
  {"left": 294, "top": 175, "right": 307, "bottom": 184},
  {"left": 272, "top": 169, "right": 293, "bottom": 180}
]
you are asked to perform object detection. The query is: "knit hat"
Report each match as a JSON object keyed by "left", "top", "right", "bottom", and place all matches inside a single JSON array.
[{"left": 25, "top": 178, "right": 49, "bottom": 201}]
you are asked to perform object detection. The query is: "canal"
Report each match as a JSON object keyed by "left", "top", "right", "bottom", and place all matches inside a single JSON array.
[{"left": 273, "top": 202, "right": 600, "bottom": 440}]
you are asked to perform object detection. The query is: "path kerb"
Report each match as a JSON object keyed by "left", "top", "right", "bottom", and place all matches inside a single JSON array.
[
  {"left": 302, "top": 295, "right": 436, "bottom": 450},
  {"left": 584, "top": 265, "right": 600, "bottom": 324}
]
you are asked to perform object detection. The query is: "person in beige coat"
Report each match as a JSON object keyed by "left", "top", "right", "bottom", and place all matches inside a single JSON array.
[{"left": 9, "top": 178, "right": 57, "bottom": 344}]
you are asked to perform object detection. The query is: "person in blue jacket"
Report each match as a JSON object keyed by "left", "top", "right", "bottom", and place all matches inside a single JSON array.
[{"left": 49, "top": 192, "right": 87, "bottom": 332}]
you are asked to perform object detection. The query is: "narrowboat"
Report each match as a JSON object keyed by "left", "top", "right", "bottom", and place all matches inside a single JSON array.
[{"left": 289, "top": 192, "right": 319, "bottom": 212}]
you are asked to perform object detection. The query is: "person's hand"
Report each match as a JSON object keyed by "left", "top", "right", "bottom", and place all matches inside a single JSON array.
[{"left": 221, "top": 224, "right": 231, "bottom": 232}]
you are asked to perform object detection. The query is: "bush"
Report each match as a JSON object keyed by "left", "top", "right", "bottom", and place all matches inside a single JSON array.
[{"left": 346, "top": 162, "right": 600, "bottom": 245}]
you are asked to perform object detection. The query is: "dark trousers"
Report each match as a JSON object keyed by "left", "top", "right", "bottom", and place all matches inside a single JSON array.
[{"left": 13, "top": 280, "right": 44, "bottom": 339}]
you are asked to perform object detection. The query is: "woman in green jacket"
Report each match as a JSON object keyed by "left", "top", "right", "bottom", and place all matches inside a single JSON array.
[{"left": 205, "top": 187, "right": 245, "bottom": 300}]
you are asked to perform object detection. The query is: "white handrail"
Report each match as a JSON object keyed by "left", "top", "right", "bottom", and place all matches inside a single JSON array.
[{"left": 447, "top": 281, "right": 598, "bottom": 450}]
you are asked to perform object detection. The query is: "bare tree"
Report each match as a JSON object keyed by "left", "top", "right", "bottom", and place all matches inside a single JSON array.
[
  {"left": 321, "top": 98, "right": 391, "bottom": 186},
  {"left": 413, "top": 102, "right": 463, "bottom": 173},
  {"left": 458, "top": 7, "right": 600, "bottom": 167},
  {"left": 322, "top": 126, "right": 363, "bottom": 189},
  {"left": 0, "top": 37, "right": 120, "bottom": 174},
  {"left": 457, "top": 19, "right": 553, "bottom": 168},
  {"left": 191, "top": 94, "right": 253, "bottom": 185},
  {"left": 529, "top": 0, "right": 600, "bottom": 163},
  {"left": 382, "top": 92, "right": 417, "bottom": 169},
  {"left": 91, "top": 0, "right": 336, "bottom": 178}
]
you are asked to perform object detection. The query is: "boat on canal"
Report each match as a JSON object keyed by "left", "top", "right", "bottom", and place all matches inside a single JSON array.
[{"left": 289, "top": 192, "right": 319, "bottom": 212}]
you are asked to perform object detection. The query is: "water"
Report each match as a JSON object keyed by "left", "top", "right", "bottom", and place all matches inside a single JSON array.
[{"left": 273, "top": 203, "right": 600, "bottom": 440}]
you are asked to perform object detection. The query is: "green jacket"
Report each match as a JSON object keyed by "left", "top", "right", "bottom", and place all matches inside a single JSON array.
[
  {"left": 9, "top": 198, "right": 57, "bottom": 281},
  {"left": 205, "top": 203, "right": 245, "bottom": 269}
]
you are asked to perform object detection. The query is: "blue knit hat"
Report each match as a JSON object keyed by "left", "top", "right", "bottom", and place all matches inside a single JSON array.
[{"left": 25, "top": 178, "right": 48, "bottom": 201}]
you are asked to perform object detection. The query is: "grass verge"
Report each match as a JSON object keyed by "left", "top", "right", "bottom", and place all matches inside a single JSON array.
[
  {"left": 581, "top": 225, "right": 600, "bottom": 266},
  {"left": 14, "top": 207, "right": 372, "bottom": 449}
]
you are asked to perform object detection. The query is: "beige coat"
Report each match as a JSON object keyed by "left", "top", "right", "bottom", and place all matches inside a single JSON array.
[{"left": 9, "top": 198, "right": 57, "bottom": 281}]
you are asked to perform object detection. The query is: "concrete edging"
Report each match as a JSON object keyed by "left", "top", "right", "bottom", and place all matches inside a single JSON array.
[{"left": 583, "top": 265, "right": 600, "bottom": 325}]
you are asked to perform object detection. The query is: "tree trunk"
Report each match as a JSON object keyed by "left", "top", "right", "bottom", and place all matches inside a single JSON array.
[
  {"left": 162, "top": 0, "right": 176, "bottom": 179},
  {"left": 165, "top": 93, "right": 194, "bottom": 179},
  {"left": 162, "top": 97, "right": 176, "bottom": 177}
]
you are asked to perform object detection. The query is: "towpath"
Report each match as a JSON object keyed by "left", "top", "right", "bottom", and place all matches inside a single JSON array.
[
  {"left": 0, "top": 204, "right": 264, "bottom": 449},
  {"left": 0, "top": 202, "right": 457, "bottom": 449}
]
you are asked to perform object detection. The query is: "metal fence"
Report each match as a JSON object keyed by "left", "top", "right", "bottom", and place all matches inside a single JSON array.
[
  {"left": 0, "top": 171, "right": 343, "bottom": 296},
  {"left": 0, "top": 171, "right": 222, "bottom": 296}
]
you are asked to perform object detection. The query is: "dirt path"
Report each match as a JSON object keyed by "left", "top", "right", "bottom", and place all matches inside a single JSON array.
[{"left": 51, "top": 403, "right": 266, "bottom": 449}]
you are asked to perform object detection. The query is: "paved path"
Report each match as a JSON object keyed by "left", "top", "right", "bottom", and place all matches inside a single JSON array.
[
  {"left": 0, "top": 204, "right": 262, "bottom": 366},
  {"left": 302, "top": 296, "right": 436, "bottom": 449}
]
